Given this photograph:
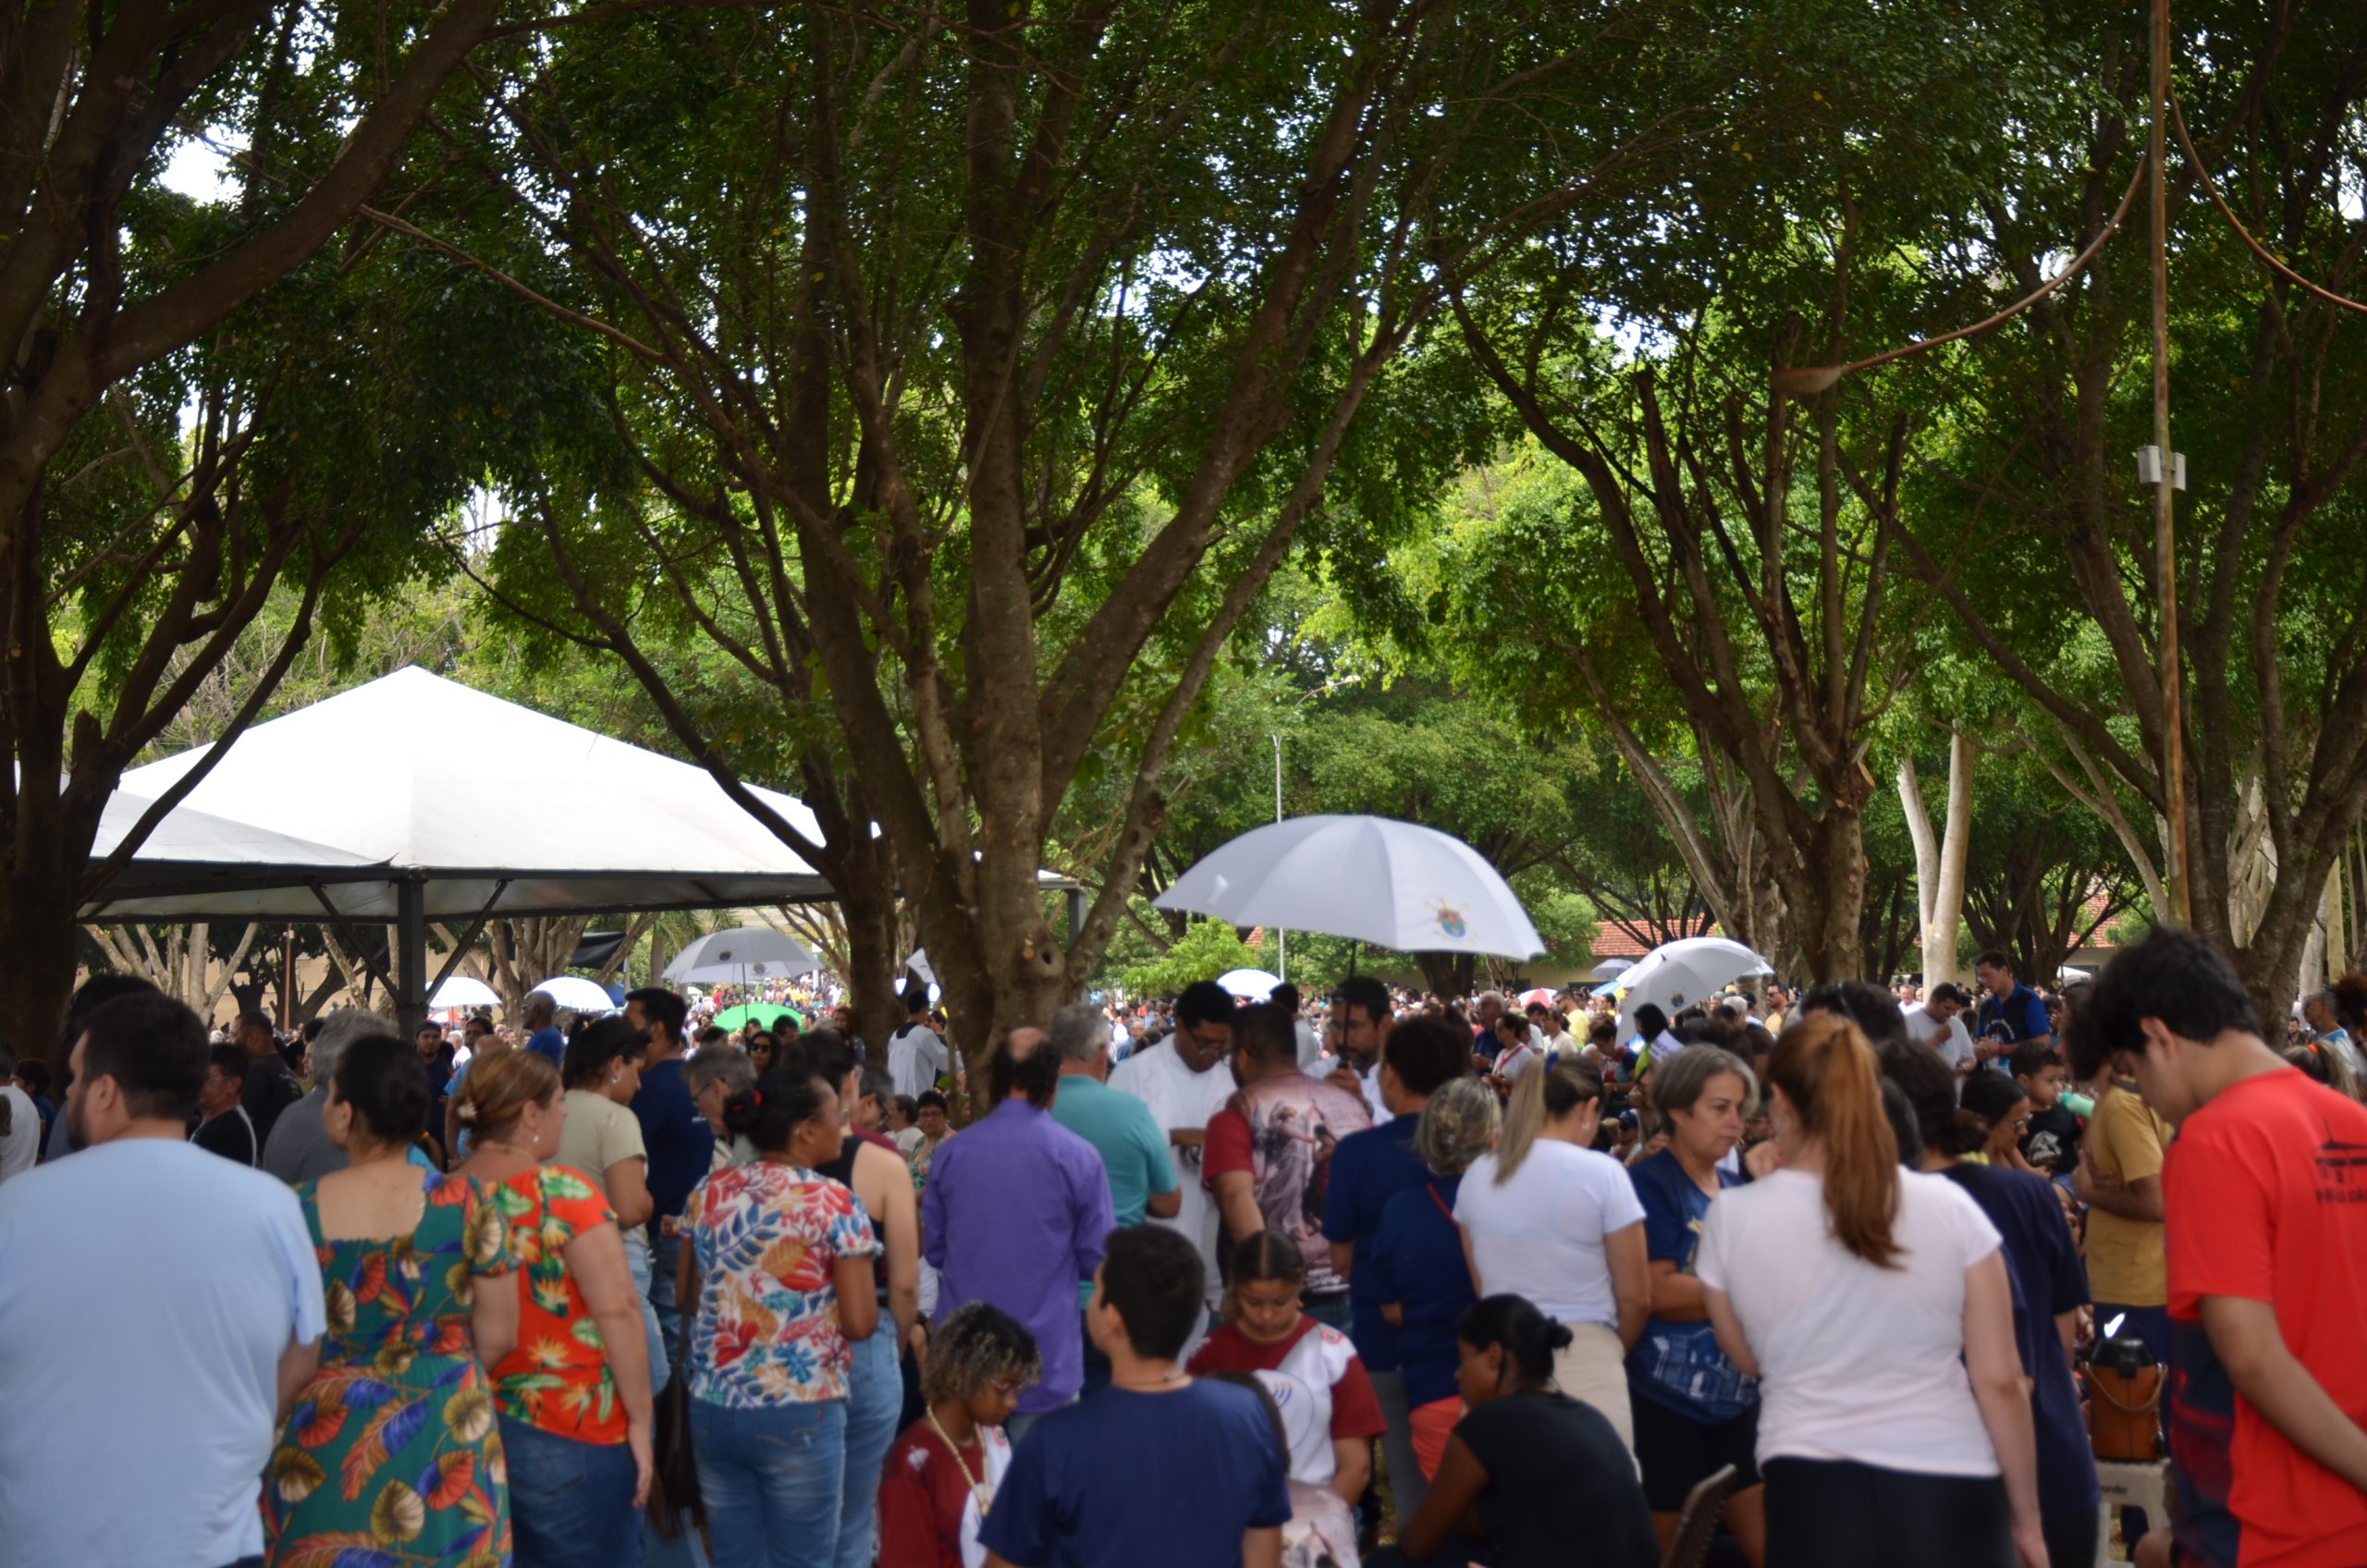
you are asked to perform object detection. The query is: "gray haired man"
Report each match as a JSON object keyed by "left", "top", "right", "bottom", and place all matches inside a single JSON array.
[
  {"left": 262, "top": 1010, "right": 404, "bottom": 1183},
  {"left": 684, "top": 1044, "right": 758, "bottom": 1171}
]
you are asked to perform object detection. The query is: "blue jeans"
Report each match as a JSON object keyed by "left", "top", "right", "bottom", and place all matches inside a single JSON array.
[
  {"left": 649, "top": 1230, "right": 685, "bottom": 1363},
  {"left": 836, "top": 1325, "right": 903, "bottom": 1568},
  {"left": 690, "top": 1398, "right": 847, "bottom": 1568},
  {"left": 624, "top": 1229, "right": 671, "bottom": 1393},
  {"left": 500, "top": 1414, "right": 644, "bottom": 1568},
  {"left": 1305, "top": 1292, "right": 1354, "bottom": 1335}
]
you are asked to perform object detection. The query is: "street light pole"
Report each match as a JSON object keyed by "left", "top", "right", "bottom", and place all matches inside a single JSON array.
[
  {"left": 1272, "top": 733, "right": 1285, "bottom": 983},
  {"left": 2150, "top": 0, "right": 2193, "bottom": 927}
]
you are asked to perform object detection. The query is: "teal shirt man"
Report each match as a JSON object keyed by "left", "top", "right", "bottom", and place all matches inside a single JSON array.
[{"left": 1049, "top": 1016, "right": 1182, "bottom": 1307}]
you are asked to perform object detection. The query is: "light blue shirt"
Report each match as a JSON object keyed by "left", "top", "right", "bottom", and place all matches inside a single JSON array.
[
  {"left": 1049, "top": 1072, "right": 1178, "bottom": 1307},
  {"left": 0, "top": 1138, "right": 325, "bottom": 1567}
]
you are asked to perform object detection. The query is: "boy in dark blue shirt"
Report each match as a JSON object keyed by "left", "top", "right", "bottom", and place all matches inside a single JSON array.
[{"left": 983, "top": 1225, "right": 1291, "bottom": 1568}]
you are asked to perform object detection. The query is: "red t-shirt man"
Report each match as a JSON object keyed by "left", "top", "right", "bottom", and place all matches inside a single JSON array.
[{"left": 2166, "top": 1067, "right": 2367, "bottom": 1568}]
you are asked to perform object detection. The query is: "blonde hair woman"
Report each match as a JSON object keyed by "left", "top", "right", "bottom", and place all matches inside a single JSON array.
[{"left": 1451, "top": 1060, "right": 1650, "bottom": 1455}]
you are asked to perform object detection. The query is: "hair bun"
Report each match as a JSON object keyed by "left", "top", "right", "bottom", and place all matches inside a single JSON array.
[{"left": 1545, "top": 1323, "right": 1575, "bottom": 1352}]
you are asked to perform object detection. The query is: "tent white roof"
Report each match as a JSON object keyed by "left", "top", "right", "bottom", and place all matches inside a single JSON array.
[
  {"left": 92, "top": 789, "right": 380, "bottom": 881},
  {"left": 84, "top": 666, "right": 835, "bottom": 922}
]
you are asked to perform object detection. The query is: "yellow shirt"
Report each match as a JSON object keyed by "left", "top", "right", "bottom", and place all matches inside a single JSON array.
[{"left": 2084, "top": 1080, "right": 2170, "bottom": 1306}]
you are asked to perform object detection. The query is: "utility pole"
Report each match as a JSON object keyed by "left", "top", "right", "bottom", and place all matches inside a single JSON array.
[
  {"left": 2150, "top": 0, "right": 2193, "bottom": 927},
  {"left": 1272, "top": 733, "right": 1286, "bottom": 983}
]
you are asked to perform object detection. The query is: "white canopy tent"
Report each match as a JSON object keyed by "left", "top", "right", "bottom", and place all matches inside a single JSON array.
[
  {"left": 92, "top": 789, "right": 382, "bottom": 888},
  {"left": 82, "top": 667, "right": 840, "bottom": 1032}
]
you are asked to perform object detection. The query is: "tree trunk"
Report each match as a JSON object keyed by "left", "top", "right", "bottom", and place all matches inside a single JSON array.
[
  {"left": 2, "top": 834, "right": 84, "bottom": 1067},
  {"left": 1415, "top": 952, "right": 1478, "bottom": 999},
  {"left": 1897, "top": 729, "right": 1975, "bottom": 986},
  {"left": 836, "top": 861, "right": 905, "bottom": 1055},
  {"left": 2326, "top": 860, "right": 2349, "bottom": 980},
  {"left": 1789, "top": 806, "right": 1870, "bottom": 983}
]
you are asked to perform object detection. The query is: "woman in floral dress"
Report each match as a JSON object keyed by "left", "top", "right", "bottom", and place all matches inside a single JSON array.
[
  {"left": 456, "top": 1046, "right": 655, "bottom": 1568},
  {"left": 678, "top": 1067, "right": 878, "bottom": 1568},
  {"left": 264, "top": 1033, "right": 517, "bottom": 1567}
]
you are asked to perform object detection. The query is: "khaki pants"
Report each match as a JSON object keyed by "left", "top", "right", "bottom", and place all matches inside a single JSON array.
[{"left": 1552, "top": 1319, "right": 1637, "bottom": 1459}]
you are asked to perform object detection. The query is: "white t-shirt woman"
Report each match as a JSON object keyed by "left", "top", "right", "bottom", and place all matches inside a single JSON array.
[
  {"left": 1698, "top": 1011, "right": 2043, "bottom": 1568},
  {"left": 1697, "top": 1167, "right": 2003, "bottom": 1473},
  {"left": 1453, "top": 1060, "right": 1649, "bottom": 1455},
  {"left": 1455, "top": 1141, "right": 1644, "bottom": 1328}
]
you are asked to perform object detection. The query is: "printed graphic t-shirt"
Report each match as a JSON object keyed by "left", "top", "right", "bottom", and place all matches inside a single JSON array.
[{"left": 1204, "top": 1073, "right": 1371, "bottom": 1297}]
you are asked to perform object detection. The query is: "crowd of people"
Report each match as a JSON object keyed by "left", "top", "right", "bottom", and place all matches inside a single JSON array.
[{"left": 2, "top": 928, "right": 2364, "bottom": 1568}]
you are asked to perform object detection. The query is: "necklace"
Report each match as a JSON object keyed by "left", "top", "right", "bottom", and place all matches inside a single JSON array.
[
  {"left": 925, "top": 1409, "right": 991, "bottom": 1518},
  {"left": 1110, "top": 1368, "right": 1186, "bottom": 1390}
]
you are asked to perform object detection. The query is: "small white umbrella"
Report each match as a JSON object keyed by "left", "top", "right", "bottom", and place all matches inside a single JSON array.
[
  {"left": 1613, "top": 937, "right": 1772, "bottom": 1023},
  {"left": 532, "top": 975, "right": 617, "bottom": 1014},
  {"left": 664, "top": 926, "right": 817, "bottom": 981},
  {"left": 893, "top": 951, "right": 942, "bottom": 1007},
  {"left": 428, "top": 974, "right": 499, "bottom": 1011},
  {"left": 1590, "top": 958, "right": 1635, "bottom": 982},
  {"left": 1216, "top": 967, "right": 1284, "bottom": 1000},
  {"left": 1155, "top": 815, "right": 1544, "bottom": 959}
]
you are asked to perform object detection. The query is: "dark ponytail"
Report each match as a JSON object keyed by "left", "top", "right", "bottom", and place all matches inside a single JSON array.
[
  {"left": 1220, "top": 1230, "right": 1306, "bottom": 1323},
  {"left": 1881, "top": 1038, "right": 1986, "bottom": 1158},
  {"left": 331, "top": 1032, "right": 431, "bottom": 1144},
  {"left": 1959, "top": 1070, "right": 2031, "bottom": 1136},
  {"left": 722, "top": 1068, "right": 833, "bottom": 1155},
  {"left": 1228, "top": 1229, "right": 1307, "bottom": 1290},
  {"left": 564, "top": 1016, "right": 647, "bottom": 1089},
  {"left": 2333, "top": 973, "right": 2367, "bottom": 1036},
  {"left": 1457, "top": 1294, "right": 1572, "bottom": 1390}
]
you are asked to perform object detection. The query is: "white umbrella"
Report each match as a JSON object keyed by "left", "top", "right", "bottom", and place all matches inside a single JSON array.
[
  {"left": 1216, "top": 967, "right": 1284, "bottom": 1000},
  {"left": 668, "top": 958, "right": 811, "bottom": 986},
  {"left": 664, "top": 925, "right": 818, "bottom": 981},
  {"left": 532, "top": 975, "right": 617, "bottom": 1014},
  {"left": 1590, "top": 958, "right": 1635, "bottom": 982},
  {"left": 897, "top": 950, "right": 943, "bottom": 1007},
  {"left": 1155, "top": 815, "right": 1544, "bottom": 959},
  {"left": 428, "top": 974, "right": 499, "bottom": 1011},
  {"left": 1613, "top": 937, "right": 1772, "bottom": 1022}
]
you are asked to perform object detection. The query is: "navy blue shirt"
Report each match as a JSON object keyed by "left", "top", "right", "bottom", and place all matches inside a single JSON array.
[
  {"left": 631, "top": 1058, "right": 716, "bottom": 1221},
  {"left": 1941, "top": 1160, "right": 2099, "bottom": 1518},
  {"left": 1319, "top": 1115, "right": 1428, "bottom": 1370},
  {"left": 1364, "top": 1173, "right": 1477, "bottom": 1407},
  {"left": 1974, "top": 984, "right": 2051, "bottom": 1052},
  {"left": 1625, "top": 1148, "right": 1756, "bottom": 1424},
  {"left": 980, "top": 1379, "right": 1291, "bottom": 1568}
]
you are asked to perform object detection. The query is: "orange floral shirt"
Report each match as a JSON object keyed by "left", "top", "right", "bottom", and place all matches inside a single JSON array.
[{"left": 486, "top": 1164, "right": 626, "bottom": 1444}]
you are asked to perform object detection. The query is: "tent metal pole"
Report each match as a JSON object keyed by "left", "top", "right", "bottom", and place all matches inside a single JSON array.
[
  {"left": 397, "top": 879, "right": 428, "bottom": 1040},
  {"left": 423, "top": 880, "right": 512, "bottom": 1001}
]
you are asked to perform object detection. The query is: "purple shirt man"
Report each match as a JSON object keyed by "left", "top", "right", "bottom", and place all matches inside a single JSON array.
[{"left": 922, "top": 1026, "right": 1115, "bottom": 1415}]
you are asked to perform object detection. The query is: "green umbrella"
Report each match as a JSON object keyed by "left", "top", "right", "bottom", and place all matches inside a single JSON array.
[{"left": 714, "top": 1003, "right": 804, "bottom": 1034}]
